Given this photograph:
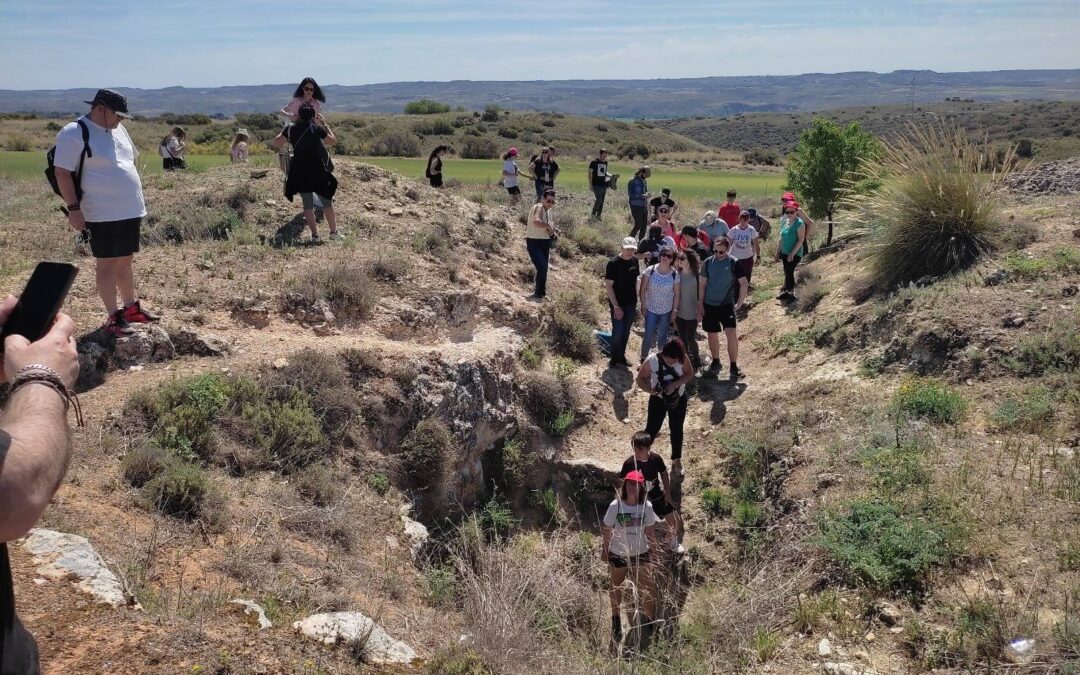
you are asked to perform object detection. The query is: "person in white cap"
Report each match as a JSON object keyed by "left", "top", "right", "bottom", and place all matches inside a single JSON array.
[
  {"left": 605, "top": 236, "right": 642, "bottom": 367},
  {"left": 230, "top": 129, "right": 250, "bottom": 163}
]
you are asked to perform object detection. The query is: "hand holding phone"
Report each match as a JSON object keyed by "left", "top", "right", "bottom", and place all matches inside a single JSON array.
[{"left": 1, "top": 262, "right": 79, "bottom": 347}]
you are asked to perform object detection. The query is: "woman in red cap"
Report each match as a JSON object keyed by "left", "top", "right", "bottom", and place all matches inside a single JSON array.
[
  {"left": 501, "top": 147, "right": 524, "bottom": 206},
  {"left": 602, "top": 469, "right": 660, "bottom": 646},
  {"left": 776, "top": 201, "right": 807, "bottom": 300}
]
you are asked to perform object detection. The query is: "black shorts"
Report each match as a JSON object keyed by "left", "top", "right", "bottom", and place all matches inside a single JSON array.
[
  {"left": 506, "top": 185, "right": 521, "bottom": 196},
  {"left": 162, "top": 157, "right": 186, "bottom": 171},
  {"left": 429, "top": 174, "right": 443, "bottom": 188},
  {"left": 609, "top": 552, "right": 650, "bottom": 569},
  {"left": 702, "top": 302, "right": 737, "bottom": 332},
  {"left": 651, "top": 494, "right": 674, "bottom": 518},
  {"left": 735, "top": 257, "right": 754, "bottom": 282},
  {"left": 87, "top": 218, "right": 142, "bottom": 259}
]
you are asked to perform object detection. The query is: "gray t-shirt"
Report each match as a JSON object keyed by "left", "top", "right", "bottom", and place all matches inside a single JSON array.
[
  {"left": 677, "top": 273, "right": 698, "bottom": 320},
  {"left": 699, "top": 255, "right": 745, "bottom": 306}
]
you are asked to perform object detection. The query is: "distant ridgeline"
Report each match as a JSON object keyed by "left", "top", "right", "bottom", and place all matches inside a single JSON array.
[{"left": 2, "top": 69, "right": 1080, "bottom": 119}]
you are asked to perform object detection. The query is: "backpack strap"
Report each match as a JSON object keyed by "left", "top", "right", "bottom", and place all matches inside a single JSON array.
[{"left": 74, "top": 118, "right": 92, "bottom": 184}]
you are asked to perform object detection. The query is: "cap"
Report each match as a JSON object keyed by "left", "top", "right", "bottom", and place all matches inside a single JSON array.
[
  {"left": 621, "top": 236, "right": 638, "bottom": 250},
  {"left": 747, "top": 207, "right": 757, "bottom": 215},
  {"left": 681, "top": 225, "right": 698, "bottom": 237},
  {"left": 661, "top": 187, "right": 671, "bottom": 195},
  {"left": 599, "top": 148, "right": 608, "bottom": 153},
  {"left": 236, "top": 128, "right": 250, "bottom": 136},
  {"left": 785, "top": 201, "right": 800, "bottom": 210},
  {"left": 625, "top": 470, "right": 646, "bottom": 484},
  {"left": 726, "top": 190, "right": 737, "bottom": 197},
  {"left": 639, "top": 165, "right": 652, "bottom": 176},
  {"left": 739, "top": 210, "right": 750, "bottom": 218},
  {"left": 84, "top": 89, "right": 132, "bottom": 118},
  {"left": 781, "top": 191, "right": 796, "bottom": 202},
  {"left": 507, "top": 147, "right": 519, "bottom": 156}
]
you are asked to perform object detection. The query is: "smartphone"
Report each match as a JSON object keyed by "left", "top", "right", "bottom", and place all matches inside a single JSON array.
[{"left": 0, "top": 262, "right": 79, "bottom": 347}]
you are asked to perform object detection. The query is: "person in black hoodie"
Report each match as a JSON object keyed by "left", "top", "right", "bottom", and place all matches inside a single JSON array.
[{"left": 273, "top": 103, "right": 340, "bottom": 242}]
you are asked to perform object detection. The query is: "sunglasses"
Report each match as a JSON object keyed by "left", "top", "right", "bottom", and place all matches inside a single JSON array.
[
  {"left": 661, "top": 252, "right": 674, "bottom": 259},
  {"left": 785, "top": 210, "right": 797, "bottom": 215}
]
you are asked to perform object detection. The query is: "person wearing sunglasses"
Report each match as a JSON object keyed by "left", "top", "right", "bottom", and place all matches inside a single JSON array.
[
  {"left": 674, "top": 249, "right": 702, "bottom": 368},
  {"left": 281, "top": 77, "right": 325, "bottom": 122},
  {"left": 698, "top": 236, "right": 748, "bottom": 380},
  {"left": 529, "top": 147, "right": 560, "bottom": 202},
  {"left": 776, "top": 201, "right": 807, "bottom": 300},
  {"left": 525, "top": 189, "right": 557, "bottom": 300},
  {"left": 651, "top": 205, "right": 678, "bottom": 245},
  {"left": 638, "top": 246, "right": 680, "bottom": 363}
]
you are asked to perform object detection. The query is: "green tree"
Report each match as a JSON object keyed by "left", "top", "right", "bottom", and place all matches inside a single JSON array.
[
  {"left": 785, "top": 119, "right": 879, "bottom": 246},
  {"left": 404, "top": 99, "right": 452, "bottom": 115}
]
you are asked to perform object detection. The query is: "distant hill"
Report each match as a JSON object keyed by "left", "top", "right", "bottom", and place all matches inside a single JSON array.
[
  {"left": 658, "top": 100, "right": 1080, "bottom": 161},
  {"left": 2, "top": 70, "right": 1079, "bottom": 119}
]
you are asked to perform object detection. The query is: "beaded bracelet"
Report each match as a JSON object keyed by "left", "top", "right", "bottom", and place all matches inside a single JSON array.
[{"left": 9, "top": 368, "right": 84, "bottom": 427}]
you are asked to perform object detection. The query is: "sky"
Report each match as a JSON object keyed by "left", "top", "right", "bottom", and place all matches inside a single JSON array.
[{"left": 1, "top": 0, "right": 1078, "bottom": 90}]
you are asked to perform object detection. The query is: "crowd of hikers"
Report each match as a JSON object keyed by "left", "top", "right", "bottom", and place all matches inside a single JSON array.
[{"left": 40, "top": 78, "right": 817, "bottom": 657}]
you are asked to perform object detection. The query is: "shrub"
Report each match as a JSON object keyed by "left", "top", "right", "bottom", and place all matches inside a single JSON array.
[
  {"left": 425, "top": 645, "right": 490, "bottom": 674},
  {"left": 892, "top": 377, "right": 966, "bottom": 424},
  {"left": 541, "top": 119, "right": 556, "bottom": 128},
  {"left": 550, "top": 411, "right": 575, "bottom": 437},
  {"left": 368, "top": 130, "right": 421, "bottom": 157},
  {"left": 990, "top": 386, "right": 1055, "bottom": 433},
  {"left": 126, "top": 373, "right": 233, "bottom": 463},
  {"left": 817, "top": 497, "right": 968, "bottom": 594},
  {"left": 288, "top": 259, "right": 377, "bottom": 321},
  {"left": 293, "top": 464, "right": 342, "bottom": 506},
  {"left": 460, "top": 136, "right": 499, "bottom": 159},
  {"left": 522, "top": 371, "right": 571, "bottom": 434},
  {"left": 4, "top": 135, "right": 31, "bottom": 151},
  {"left": 400, "top": 418, "right": 454, "bottom": 490},
  {"left": 367, "top": 473, "right": 391, "bottom": 496},
  {"left": 235, "top": 390, "right": 325, "bottom": 471},
  {"left": 1005, "top": 318, "right": 1080, "bottom": 376},
  {"left": 744, "top": 148, "right": 780, "bottom": 166},
  {"left": 122, "top": 444, "right": 170, "bottom": 488},
  {"left": 548, "top": 309, "right": 596, "bottom": 362},
  {"left": 569, "top": 226, "right": 616, "bottom": 257},
  {"left": 142, "top": 462, "right": 219, "bottom": 521},
  {"left": 404, "top": 99, "right": 452, "bottom": 115},
  {"left": 480, "top": 105, "right": 500, "bottom": 123},
  {"left": 701, "top": 487, "right": 734, "bottom": 519},
  {"left": 412, "top": 118, "right": 455, "bottom": 135},
  {"left": 858, "top": 440, "right": 931, "bottom": 495},
  {"left": 849, "top": 123, "right": 1009, "bottom": 290},
  {"left": 497, "top": 127, "right": 518, "bottom": 139},
  {"left": 478, "top": 499, "right": 516, "bottom": 540}
]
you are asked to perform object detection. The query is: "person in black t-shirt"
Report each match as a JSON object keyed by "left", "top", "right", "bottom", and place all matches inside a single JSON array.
[
  {"left": 604, "top": 237, "right": 642, "bottom": 368},
  {"left": 0, "top": 295, "right": 81, "bottom": 675},
  {"left": 619, "top": 431, "right": 684, "bottom": 554},
  {"left": 273, "top": 104, "right": 340, "bottom": 243},
  {"left": 649, "top": 188, "right": 678, "bottom": 222},
  {"left": 588, "top": 149, "right": 610, "bottom": 219},
  {"left": 425, "top": 145, "right": 448, "bottom": 188},
  {"left": 528, "top": 147, "right": 560, "bottom": 202}
]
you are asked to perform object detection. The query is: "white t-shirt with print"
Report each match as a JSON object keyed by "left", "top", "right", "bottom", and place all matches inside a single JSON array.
[
  {"left": 54, "top": 116, "right": 145, "bottom": 222},
  {"left": 503, "top": 160, "right": 519, "bottom": 188},
  {"left": 643, "top": 264, "right": 680, "bottom": 315},
  {"left": 159, "top": 136, "right": 183, "bottom": 159},
  {"left": 603, "top": 499, "right": 657, "bottom": 558},
  {"left": 728, "top": 225, "right": 759, "bottom": 260}
]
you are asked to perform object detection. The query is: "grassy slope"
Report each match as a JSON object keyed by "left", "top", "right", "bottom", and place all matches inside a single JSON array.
[{"left": 660, "top": 99, "right": 1080, "bottom": 159}]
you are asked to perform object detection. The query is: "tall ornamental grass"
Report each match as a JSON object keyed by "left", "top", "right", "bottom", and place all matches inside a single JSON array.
[{"left": 846, "top": 123, "right": 1014, "bottom": 291}]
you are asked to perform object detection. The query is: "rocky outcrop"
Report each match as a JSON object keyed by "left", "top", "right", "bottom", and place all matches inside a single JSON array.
[
  {"left": 281, "top": 292, "right": 337, "bottom": 335},
  {"left": 21, "top": 529, "right": 134, "bottom": 608},
  {"left": 1004, "top": 156, "right": 1080, "bottom": 196},
  {"left": 231, "top": 293, "right": 272, "bottom": 328},
  {"left": 399, "top": 505, "right": 430, "bottom": 562},
  {"left": 293, "top": 612, "right": 417, "bottom": 665},
  {"left": 170, "top": 327, "right": 231, "bottom": 357},
  {"left": 554, "top": 457, "right": 620, "bottom": 527}
]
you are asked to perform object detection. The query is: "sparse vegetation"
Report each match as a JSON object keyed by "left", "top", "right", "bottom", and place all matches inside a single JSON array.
[
  {"left": 404, "top": 99, "right": 452, "bottom": 115},
  {"left": 892, "top": 377, "right": 967, "bottom": 424},
  {"left": 990, "top": 386, "right": 1055, "bottom": 433},
  {"left": 288, "top": 258, "right": 377, "bottom": 321}
]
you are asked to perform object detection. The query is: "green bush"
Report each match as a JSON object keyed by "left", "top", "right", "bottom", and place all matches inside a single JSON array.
[
  {"left": 478, "top": 498, "right": 515, "bottom": 539},
  {"left": 404, "top": 99, "right": 451, "bottom": 115},
  {"left": 858, "top": 441, "right": 931, "bottom": 495},
  {"left": 1004, "top": 317, "right": 1080, "bottom": 376},
  {"left": 236, "top": 389, "right": 324, "bottom": 472},
  {"left": 367, "top": 473, "right": 391, "bottom": 496},
  {"left": 892, "top": 377, "right": 966, "bottom": 424},
  {"left": 143, "top": 462, "right": 219, "bottom": 521},
  {"left": 548, "top": 309, "right": 596, "bottom": 361},
  {"left": 701, "top": 487, "right": 735, "bottom": 519},
  {"left": 121, "top": 444, "right": 170, "bottom": 488},
  {"left": 522, "top": 371, "right": 572, "bottom": 435},
  {"left": 126, "top": 373, "right": 232, "bottom": 463},
  {"left": 850, "top": 124, "right": 1007, "bottom": 290},
  {"left": 368, "top": 130, "right": 421, "bottom": 157},
  {"left": 426, "top": 645, "right": 491, "bottom": 674},
  {"left": 424, "top": 565, "right": 458, "bottom": 608},
  {"left": 550, "top": 410, "right": 575, "bottom": 437},
  {"left": 400, "top": 418, "right": 454, "bottom": 488},
  {"left": 990, "top": 386, "right": 1055, "bottom": 433},
  {"left": 5, "top": 135, "right": 31, "bottom": 151},
  {"left": 459, "top": 136, "right": 498, "bottom": 159},
  {"left": 569, "top": 226, "right": 617, "bottom": 257},
  {"left": 817, "top": 497, "right": 968, "bottom": 594},
  {"left": 293, "top": 464, "right": 342, "bottom": 506}
]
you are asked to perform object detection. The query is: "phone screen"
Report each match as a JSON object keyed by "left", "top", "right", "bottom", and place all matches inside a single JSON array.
[{"left": 0, "top": 262, "right": 79, "bottom": 345}]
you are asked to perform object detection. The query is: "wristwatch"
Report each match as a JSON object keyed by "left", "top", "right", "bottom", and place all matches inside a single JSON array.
[{"left": 67, "top": 203, "right": 81, "bottom": 211}]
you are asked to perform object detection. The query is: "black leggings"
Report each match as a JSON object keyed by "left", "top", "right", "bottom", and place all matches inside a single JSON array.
[
  {"left": 675, "top": 317, "right": 700, "bottom": 363},
  {"left": 645, "top": 393, "right": 687, "bottom": 460},
  {"left": 781, "top": 254, "right": 802, "bottom": 292}
]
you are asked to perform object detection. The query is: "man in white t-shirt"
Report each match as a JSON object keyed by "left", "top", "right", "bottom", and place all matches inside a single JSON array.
[
  {"left": 54, "top": 89, "right": 158, "bottom": 336},
  {"left": 728, "top": 210, "right": 760, "bottom": 282}
]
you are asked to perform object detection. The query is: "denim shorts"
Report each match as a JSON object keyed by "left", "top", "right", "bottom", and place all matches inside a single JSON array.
[{"left": 300, "top": 193, "right": 333, "bottom": 210}]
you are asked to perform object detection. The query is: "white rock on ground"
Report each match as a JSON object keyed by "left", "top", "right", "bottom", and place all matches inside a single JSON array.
[
  {"left": 823, "top": 663, "right": 877, "bottom": 675},
  {"left": 21, "top": 529, "right": 133, "bottom": 608},
  {"left": 817, "top": 638, "right": 833, "bottom": 657},
  {"left": 230, "top": 598, "right": 272, "bottom": 630},
  {"left": 293, "top": 612, "right": 417, "bottom": 665}
]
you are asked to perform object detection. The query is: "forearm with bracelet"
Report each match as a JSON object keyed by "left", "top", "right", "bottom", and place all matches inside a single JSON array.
[{"left": 8, "top": 364, "right": 83, "bottom": 427}]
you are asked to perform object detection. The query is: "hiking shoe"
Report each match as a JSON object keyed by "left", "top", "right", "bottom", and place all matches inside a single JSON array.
[
  {"left": 104, "top": 310, "right": 136, "bottom": 336},
  {"left": 707, "top": 359, "right": 723, "bottom": 374},
  {"left": 124, "top": 301, "right": 160, "bottom": 323},
  {"left": 310, "top": 234, "right": 322, "bottom": 244},
  {"left": 730, "top": 364, "right": 744, "bottom": 380},
  {"left": 328, "top": 231, "right": 345, "bottom": 241}
]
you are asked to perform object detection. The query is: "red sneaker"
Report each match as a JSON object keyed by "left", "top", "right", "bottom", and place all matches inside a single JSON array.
[
  {"left": 104, "top": 310, "right": 135, "bottom": 336},
  {"left": 124, "top": 301, "right": 160, "bottom": 323}
]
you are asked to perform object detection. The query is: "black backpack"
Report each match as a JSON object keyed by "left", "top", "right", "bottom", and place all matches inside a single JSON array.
[{"left": 45, "top": 119, "right": 91, "bottom": 209}]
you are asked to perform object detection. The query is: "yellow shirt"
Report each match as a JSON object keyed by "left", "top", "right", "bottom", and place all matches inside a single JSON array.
[{"left": 526, "top": 203, "right": 552, "bottom": 240}]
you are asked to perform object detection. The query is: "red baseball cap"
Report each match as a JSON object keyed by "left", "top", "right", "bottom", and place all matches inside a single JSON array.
[
  {"left": 507, "top": 147, "right": 519, "bottom": 156},
  {"left": 624, "top": 470, "right": 646, "bottom": 484},
  {"left": 781, "top": 191, "right": 796, "bottom": 201},
  {"left": 784, "top": 201, "right": 800, "bottom": 210}
]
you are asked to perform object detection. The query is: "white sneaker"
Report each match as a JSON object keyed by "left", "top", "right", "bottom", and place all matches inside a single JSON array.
[{"left": 329, "top": 231, "right": 345, "bottom": 241}]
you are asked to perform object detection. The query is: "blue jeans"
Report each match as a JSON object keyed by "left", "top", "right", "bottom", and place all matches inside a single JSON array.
[
  {"left": 640, "top": 310, "right": 671, "bottom": 362},
  {"left": 526, "top": 238, "right": 551, "bottom": 297},
  {"left": 610, "top": 303, "right": 636, "bottom": 363}
]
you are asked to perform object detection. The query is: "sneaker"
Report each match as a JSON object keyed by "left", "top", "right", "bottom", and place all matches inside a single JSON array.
[
  {"left": 104, "top": 310, "right": 135, "bottom": 336},
  {"left": 124, "top": 301, "right": 160, "bottom": 324},
  {"left": 328, "top": 231, "right": 345, "bottom": 241},
  {"left": 730, "top": 364, "right": 744, "bottom": 380},
  {"left": 707, "top": 359, "right": 723, "bottom": 374},
  {"left": 675, "top": 543, "right": 687, "bottom": 555},
  {"left": 310, "top": 234, "right": 322, "bottom": 244}
]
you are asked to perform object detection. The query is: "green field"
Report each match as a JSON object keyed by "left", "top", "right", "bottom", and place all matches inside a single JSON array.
[{"left": 0, "top": 151, "right": 779, "bottom": 200}]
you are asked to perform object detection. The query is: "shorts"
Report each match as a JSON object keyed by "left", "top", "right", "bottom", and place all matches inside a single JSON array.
[
  {"left": 86, "top": 217, "right": 141, "bottom": 259},
  {"left": 429, "top": 174, "right": 443, "bottom": 188},
  {"left": 735, "top": 257, "right": 754, "bottom": 282},
  {"left": 702, "top": 302, "right": 737, "bottom": 332},
  {"left": 506, "top": 185, "right": 521, "bottom": 196},
  {"left": 651, "top": 493, "right": 675, "bottom": 518},
  {"left": 300, "top": 193, "right": 333, "bottom": 210},
  {"left": 609, "top": 552, "right": 650, "bottom": 569}
]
